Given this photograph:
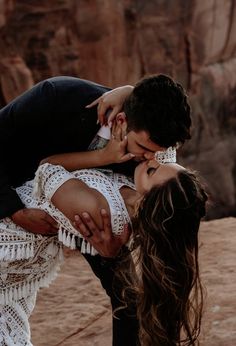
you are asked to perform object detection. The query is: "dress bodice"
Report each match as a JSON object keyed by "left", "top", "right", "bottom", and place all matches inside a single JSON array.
[
  {"left": 0, "top": 163, "right": 135, "bottom": 329},
  {"left": 16, "top": 163, "right": 135, "bottom": 254}
]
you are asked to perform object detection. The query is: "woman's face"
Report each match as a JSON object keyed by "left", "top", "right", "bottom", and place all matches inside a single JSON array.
[{"left": 134, "top": 160, "right": 184, "bottom": 194}]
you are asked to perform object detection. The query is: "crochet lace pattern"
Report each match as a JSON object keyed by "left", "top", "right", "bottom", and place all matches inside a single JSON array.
[
  {"left": 0, "top": 294, "right": 36, "bottom": 345},
  {"left": 0, "top": 163, "right": 134, "bottom": 345},
  {"left": 33, "top": 164, "right": 134, "bottom": 254},
  {"left": 0, "top": 207, "right": 63, "bottom": 345},
  {"left": 154, "top": 146, "right": 176, "bottom": 164}
]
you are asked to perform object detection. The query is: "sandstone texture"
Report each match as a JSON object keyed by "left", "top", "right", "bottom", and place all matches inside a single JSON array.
[{"left": 0, "top": 0, "right": 236, "bottom": 218}]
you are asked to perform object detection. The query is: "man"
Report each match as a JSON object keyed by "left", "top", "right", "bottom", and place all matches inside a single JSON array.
[{"left": 0, "top": 74, "right": 191, "bottom": 345}]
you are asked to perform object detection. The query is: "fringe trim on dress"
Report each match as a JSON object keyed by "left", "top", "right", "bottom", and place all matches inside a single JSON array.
[
  {"left": 0, "top": 246, "right": 64, "bottom": 305},
  {"left": 0, "top": 242, "right": 35, "bottom": 261},
  {"left": 58, "top": 225, "right": 97, "bottom": 255}
]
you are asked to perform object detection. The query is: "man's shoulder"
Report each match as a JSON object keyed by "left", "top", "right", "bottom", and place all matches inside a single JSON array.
[{"left": 46, "top": 76, "right": 111, "bottom": 93}]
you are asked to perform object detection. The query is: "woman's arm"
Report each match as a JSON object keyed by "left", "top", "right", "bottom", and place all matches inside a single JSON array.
[
  {"left": 51, "top": 177, "right": 109, "bottom": 230},
  {"left": 51, "top": 176, "right": 130, "bottom": 257},
  {"left": 41, "top": 149, "right": 113, "bottom": 171},
  {"left": 35, "top": 162, "right": 130, "bottom": 256},
  {"left": 40, "top": 121, "right": 134, "bottom": 171}
]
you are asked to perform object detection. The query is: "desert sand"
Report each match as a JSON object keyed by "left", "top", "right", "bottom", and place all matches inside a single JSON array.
[{"left": 30, "top": 217, "right": 236, "bottom": 345}]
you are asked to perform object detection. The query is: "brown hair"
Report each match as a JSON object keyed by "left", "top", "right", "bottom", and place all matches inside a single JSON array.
[
  {"left": 117, "top": 169, "right": 207, "bottom": 345},
  {"left": 124, "top": 74, "right": 191, "bottom": 148}
]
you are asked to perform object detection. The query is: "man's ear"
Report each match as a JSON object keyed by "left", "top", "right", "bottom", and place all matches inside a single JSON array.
[
  {"left": 116, "top": 112, "right": 127, "bottom": 124},
  {"left": 115, "top": 112, "right": 128, "bottom": 133}
]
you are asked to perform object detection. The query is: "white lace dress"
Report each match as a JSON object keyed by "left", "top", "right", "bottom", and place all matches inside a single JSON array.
[{"left": 0, "top": 163, "right": 135, "bottom": 346}]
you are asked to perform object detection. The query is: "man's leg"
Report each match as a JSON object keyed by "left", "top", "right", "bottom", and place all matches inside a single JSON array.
[{"left": 82, "top": 253, "right": 139, "bottom": 346}]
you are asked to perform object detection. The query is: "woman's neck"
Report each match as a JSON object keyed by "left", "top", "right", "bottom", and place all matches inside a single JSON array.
[{"left": 119, "top": 186, "right": 141, "bottom": 218}]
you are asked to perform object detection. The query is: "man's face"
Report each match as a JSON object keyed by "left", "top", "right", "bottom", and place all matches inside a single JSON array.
[
  {"left": 115, "top": 112, "right": 165, "bottom": 161},
  {"left": 126, "top": 130, "right": 165, "bottom": 161}
]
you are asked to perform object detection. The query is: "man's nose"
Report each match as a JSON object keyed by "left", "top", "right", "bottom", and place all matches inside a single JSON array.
[{"left": 144, "top": 152, "right": 155, "bottom": 160}]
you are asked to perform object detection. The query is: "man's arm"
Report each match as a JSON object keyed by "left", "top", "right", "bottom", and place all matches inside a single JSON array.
[
  {"left": 0, "top": 167, "right": 25, "bottom": 218},
  {"left": 0, "top": 80, "right": 60, "bottom": 234},
  {"left": 11, "top": 208, "right": 59, "bottom": 235},
  {"left": 0, "top": 78, "right": 132, "bottom": 233},
  {"left": 0, "top": 79, "right": 57, "bottom": 219}
]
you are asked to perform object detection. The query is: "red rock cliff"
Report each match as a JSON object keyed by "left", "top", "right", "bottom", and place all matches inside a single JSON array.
[{"left": 0, "top": 0, "right": 235, "bottom": 219}]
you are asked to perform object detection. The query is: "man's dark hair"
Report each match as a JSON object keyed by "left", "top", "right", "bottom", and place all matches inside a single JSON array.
[{"left": 123, "top": 74, "right": 191, "bottom": 148}]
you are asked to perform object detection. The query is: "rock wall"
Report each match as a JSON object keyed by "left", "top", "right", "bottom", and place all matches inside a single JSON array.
[{"left": 0, "top": 0, "right": 235, "bottom": 219}]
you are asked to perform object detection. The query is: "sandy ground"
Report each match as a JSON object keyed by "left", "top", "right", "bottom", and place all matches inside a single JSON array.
[{"left": 30, "top": 217, "right": 236, "bottom": 345}]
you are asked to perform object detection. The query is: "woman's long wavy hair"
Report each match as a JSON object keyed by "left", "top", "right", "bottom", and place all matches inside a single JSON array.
[{"left": 117, "top": 169, "right": 208, "bottom": 346}]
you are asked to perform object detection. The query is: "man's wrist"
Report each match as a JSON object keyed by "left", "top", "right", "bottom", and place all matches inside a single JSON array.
[{"left": 100, "top": 245, "right": 130, "bottom": 266}]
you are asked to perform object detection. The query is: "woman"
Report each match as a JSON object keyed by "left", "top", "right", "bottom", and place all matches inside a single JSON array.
[{"left": 0, "top": 128, "right": 207, "bottom": 346}]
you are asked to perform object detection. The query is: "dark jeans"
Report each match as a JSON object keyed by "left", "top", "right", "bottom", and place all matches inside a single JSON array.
[{"left": 82, "top": 252, "right": 139, "bottom": 346}]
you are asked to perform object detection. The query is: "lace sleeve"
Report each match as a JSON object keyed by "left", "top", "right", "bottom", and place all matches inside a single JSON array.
[{"left": 32, "top": 163, "right": 75, "bottom": 200}]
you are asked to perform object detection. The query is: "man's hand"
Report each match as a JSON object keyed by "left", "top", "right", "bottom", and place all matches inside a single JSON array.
[
  {"left": 86, "top": 85, "right": 134, "bottom": 125},
  {"left": 73, "top": 209, "right": 131, "bottom": 258},
  {"left": 11, "top": 208, "right": 58, "bottom": 235}
]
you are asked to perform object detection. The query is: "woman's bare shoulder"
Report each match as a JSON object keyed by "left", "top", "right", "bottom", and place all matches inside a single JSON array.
[{"left": 51, "top": 178, "right": 109, "bottom": 228}]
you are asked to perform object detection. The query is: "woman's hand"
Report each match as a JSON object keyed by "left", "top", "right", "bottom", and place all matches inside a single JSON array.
[
  {"left": 86, "top": 85, "right": 134, "bottom": 125},
  {"left": 74, "top": 209, "right": 131, "bottom": 258},
  {"left": 100, "top": 120, "right": 135, "bottom": 164}
]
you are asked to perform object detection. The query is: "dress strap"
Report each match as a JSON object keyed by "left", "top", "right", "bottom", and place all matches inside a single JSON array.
[{"left": 114, "top": 173, "right": 135, "bottom": 190}]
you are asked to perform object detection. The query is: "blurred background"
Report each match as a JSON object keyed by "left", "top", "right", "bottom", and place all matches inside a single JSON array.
[{"left": 0, "top": 0, "right": 236, "bottom": 219}]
